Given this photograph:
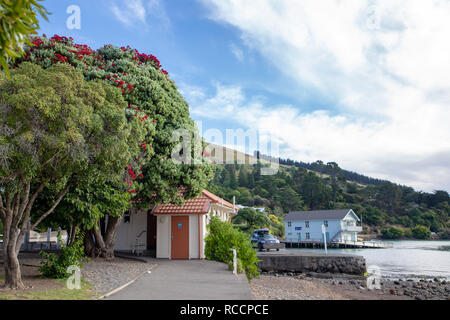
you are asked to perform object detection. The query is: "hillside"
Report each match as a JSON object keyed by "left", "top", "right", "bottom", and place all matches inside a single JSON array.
[{"left": 205, "top": 145, "right": 450, "bottom": 240}]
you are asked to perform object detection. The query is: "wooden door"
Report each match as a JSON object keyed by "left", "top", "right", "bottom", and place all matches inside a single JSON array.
[{"left": 171, "top": 216, "right": 189, "bottom": 259}]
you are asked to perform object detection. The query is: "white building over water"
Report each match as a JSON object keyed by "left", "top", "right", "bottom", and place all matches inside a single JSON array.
[{"left": 284, "top": 209, "right": 362, "bottom": 244}]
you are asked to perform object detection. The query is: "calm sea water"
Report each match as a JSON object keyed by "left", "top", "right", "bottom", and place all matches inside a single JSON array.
[{"left": 287, "top": 240, "right": 450, "bottom": 280}]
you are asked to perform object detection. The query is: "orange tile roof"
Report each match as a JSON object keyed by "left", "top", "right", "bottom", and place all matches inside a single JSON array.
[
  {"left": 153, "top": 189, "right": 236, "bottom": 215},
  {"left": 201, "top": 189, "right": 235, "bottom": 209}
]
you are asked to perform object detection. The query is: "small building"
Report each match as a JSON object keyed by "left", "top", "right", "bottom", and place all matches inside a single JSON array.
[
  {"left": 115, "top": 189, "right": 236, "bottom": 259},
  {"left": 284, "top": 209, "right": 362, "bottom": 244}
]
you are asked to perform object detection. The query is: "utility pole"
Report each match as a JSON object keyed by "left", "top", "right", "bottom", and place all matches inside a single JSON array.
[{"left": 322, "top": 224, "right": 328, "bottom": 255}]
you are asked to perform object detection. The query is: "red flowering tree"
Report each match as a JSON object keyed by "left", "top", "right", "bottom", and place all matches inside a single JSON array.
[
  {"left": 12, "top": 35, "right": 213, "bottom": 258},
  {"left": 0, "top": 63, "right": 143, "bottom": 288}
]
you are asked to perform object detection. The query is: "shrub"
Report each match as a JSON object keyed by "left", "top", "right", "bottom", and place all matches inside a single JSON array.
[
  {"left": 411, "top": 225, "right": 431, "bottom": 239},
  {"left": 228, "top": 258, "right": 244, "bottom": 274},
  {"left": 403, "top": 228, "right": 413, "bottom": 239},
  {"left": 205, "top": 217, "right": 260, "bottom": 280},
  {"left": 39, "top": 233, "right": 87, "bottom": 279},
  {"left": 381, "top": 226, "right": 403, "bottom": 239}
]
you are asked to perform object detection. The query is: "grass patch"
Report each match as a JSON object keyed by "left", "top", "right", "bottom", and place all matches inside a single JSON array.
[{"left": 0, "top": 278, "right": 95, "bottom": 300}]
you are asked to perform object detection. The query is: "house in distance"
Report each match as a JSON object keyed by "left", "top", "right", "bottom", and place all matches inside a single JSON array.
[{"left": 284, "top": 209, "right": 362, "bottom": 244}]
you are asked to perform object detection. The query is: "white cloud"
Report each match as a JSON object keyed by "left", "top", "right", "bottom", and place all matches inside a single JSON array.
[
  {"left": 111, "top": 0, "right": 146, "bottom": 26},
  {"left": 230, "top": 43, "right": 244, "bottom": 62},
  {"left": 186, "top": 83, "right": 450, "bottom": 192},
  {"left": 111, "top": 0, "right": 170, "bottom": 29},
  {"left": 193, "top": 0, "right": 450, "bottom": 192}
]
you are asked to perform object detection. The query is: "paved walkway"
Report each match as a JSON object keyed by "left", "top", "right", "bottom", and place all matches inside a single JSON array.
[{"left": 106, "top": 259, "right": 253, "bottom": 300}]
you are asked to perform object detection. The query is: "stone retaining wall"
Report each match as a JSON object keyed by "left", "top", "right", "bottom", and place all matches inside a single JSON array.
[{"left": 257, "top": 253, "right": 366, "bottom": 275}]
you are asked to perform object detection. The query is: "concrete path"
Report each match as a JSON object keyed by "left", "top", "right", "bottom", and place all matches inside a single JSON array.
[{"left": 106, "top": 259, "right": 253, "bottom": 300}]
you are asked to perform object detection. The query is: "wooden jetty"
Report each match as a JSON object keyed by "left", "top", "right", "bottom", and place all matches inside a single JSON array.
[{"left": 283, "top": 239, "right": 393, "bottom": 249}]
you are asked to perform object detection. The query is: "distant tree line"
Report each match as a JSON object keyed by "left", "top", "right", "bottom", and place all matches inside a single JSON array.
[{"left": 208, "top": 161, "right": 450, "bottom": 240}]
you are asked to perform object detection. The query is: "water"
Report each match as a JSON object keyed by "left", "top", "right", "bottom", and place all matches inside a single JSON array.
[{"left": 288, "top": 240, "right": 450, "bottom": 280}]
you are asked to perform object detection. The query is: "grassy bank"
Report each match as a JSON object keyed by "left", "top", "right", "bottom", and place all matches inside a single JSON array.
[{"left": 0, "top": 278, "right": 94, "bottom": 300}]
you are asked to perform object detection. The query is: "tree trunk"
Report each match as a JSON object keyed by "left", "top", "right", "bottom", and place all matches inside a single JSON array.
[
  {"left": 2, "top": 227, "right": 24, "bottom": 289},
  {"left": 3, "top": 252, "right": 24, "bottom": 290},
  {"left": 0, "top": 176, "right": 70, "bottom": 290},
  {"left": 68, "top": 225, "right": 78, "bottom": 247},
  {"left": 84, "top": 215, "right": 122, "bottom": 260}
]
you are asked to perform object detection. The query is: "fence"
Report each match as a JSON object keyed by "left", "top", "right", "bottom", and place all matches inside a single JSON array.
[{"left": 0, "top": 228, "right": 68, "bottom": 251}]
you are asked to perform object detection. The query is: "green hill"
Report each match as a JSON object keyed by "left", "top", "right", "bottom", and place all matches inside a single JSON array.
[{"left": 206, "top": 147, "right": 450, "bottom": 240}]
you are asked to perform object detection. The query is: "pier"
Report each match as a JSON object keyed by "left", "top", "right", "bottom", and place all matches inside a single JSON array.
[{"left": 283, "top": 240, "right": 393, "bottom": 249}]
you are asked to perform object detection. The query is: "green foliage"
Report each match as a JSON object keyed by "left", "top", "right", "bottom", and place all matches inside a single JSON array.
[
  {"left": 13, "top": 36, "right": 213, "bottom": 207},
  {"left": 403, "top": 228, "right": 413, "bottom": 239},
  {"left": 0, "top": 62, "right": 137, "bottom": 189},
  {"left": 363, "top": 206, "right": 385, "bottom": 226},
  {"left": 0, "top": 0, "right": 48, "bottom": 74},
  {"left": 381, "top": 226, "right": 404, "bottom": 239},
  {"left": 205, "top": 217, "right": 260, "bottom": 280},
  {"left": 208, "top": 160, "right": 449, "bottom": 239},
  {"left": 228, "top": 258, "right": 244, "bottom": 274},
  {"left": 232, "top": 208, "right": 271, "bottom": 231},
  {"left": 268, "top": 214, "right": 285, "bottom": 238},
  {"left": 39, "top": 233, "right": 86, "bottom": 279},
  {"left": 411, "top": 225, "right": 431, "bottom": 239},
  {"left": 0, "top": 63, "right": 139, "bottom": 235}
]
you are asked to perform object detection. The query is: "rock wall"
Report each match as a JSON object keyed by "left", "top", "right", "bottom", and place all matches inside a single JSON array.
[{"left": 257, "top": 254, "right": 366, "bottom": 275}]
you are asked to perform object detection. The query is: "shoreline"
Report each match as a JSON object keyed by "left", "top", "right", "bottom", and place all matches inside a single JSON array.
[{"left": 250, "top": 271, "right": 449, "bottom": 300}]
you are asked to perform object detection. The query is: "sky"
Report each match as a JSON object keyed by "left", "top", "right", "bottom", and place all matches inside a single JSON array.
[{"left": 37, "top": 0, "right": 450, "bottom": 192}]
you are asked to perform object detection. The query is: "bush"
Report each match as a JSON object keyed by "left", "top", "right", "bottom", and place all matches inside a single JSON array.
[
  {"left": 228, "top": 258, "right": 244, "bottom": 274},
  {"left": 205, "top": 217, "right": 260, "bottom": 280},
  {"left": 403, "top": 228, "right": 413, "bottom": 239},
  {"left": 39, "top": 233, "right": 87, "bottom": 279},
  {"left": 411, "top": 225, "right": 431, "bottom": 239},
  {"left": 381, "top": 226, "right": 403, "bottom": 239}
]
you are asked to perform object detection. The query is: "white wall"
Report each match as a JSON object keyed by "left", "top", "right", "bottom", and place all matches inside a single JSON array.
[
  {"left": 285, "top": 219, "right": 342, "bottom": 242},
  {"left": 202, "top": 214, "right": 207, "bottom": 258},
  {"left": 189, "top": 215, "right": 198, "bottom": 259},
  {"left": 210, "top": 203, "right": 234, "bottom": 222},
  {"left": 156, "top": 215, "right": 171, "bottom": 258},
  {"left": 115, "top": 209, "right": 148, "bottom": 251}
]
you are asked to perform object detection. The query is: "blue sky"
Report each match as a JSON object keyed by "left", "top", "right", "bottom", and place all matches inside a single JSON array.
[{"left": 37, "top": 0, "right": 450, "bottom": 192}]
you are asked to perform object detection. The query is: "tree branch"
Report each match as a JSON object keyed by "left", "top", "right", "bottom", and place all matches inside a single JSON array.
[
  {"left": 0, "top": 194, "right": 5, "bottom": 220},
  {"left": 30, "top": 182, "right": 71, "bottom": 230},
  {"left": 19, "top": 181, "right": 45, "bottom": 231}
]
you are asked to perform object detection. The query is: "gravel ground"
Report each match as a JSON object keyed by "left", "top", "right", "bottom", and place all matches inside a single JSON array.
[
  {"left": 251, "top": 275, "right": 349, "bottom": 300},
  {"left": 81, "top": 257, "right": 154, "bottom": 296},
  {"left": 2, "top": 252, "right": 154, "bottom": 297},
  {"left": 251, "top": 272, "right": 450, "bottom": 300}
]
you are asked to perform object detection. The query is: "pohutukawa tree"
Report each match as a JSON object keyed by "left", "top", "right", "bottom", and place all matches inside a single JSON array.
[
  {"left": 13, "top": 35, "right": 213, "bottom": 259},
  {"left": 0, "top": 63, "right": 143, "bottom": 289},
  {"left": 0, "top": 0, "right": 48, "bottom": 74}
]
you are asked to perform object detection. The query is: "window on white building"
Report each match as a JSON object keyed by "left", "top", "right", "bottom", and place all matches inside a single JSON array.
[
  {"left": 306, "top": 232, "right": 310, "bottom": 240},
  {"left": 305, "top": 221, "right": 310, "bottom": 228},
  {"left": 287, "top": 221, "right": 292, "bottom": 227},
  {"left": 324, "top": 220, "right": 328, "bottom": 227}
]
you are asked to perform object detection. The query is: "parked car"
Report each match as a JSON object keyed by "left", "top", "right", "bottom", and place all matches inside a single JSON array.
[{"left": 251, "top": 229, "right": 285, "bottom": 251}]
